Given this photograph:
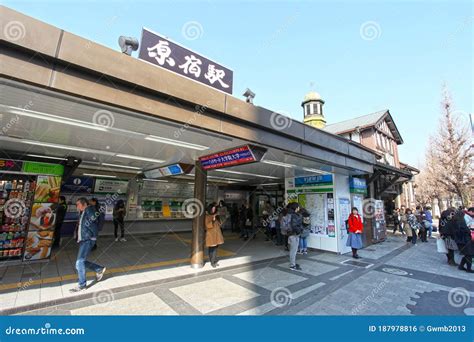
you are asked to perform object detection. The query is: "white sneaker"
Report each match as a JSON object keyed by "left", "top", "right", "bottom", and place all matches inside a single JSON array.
[
  {"left": 115, "top": 238, "right": 119, "bottom": 242},
  {"left": 96, "top": 267, "right": 106, "bottom": 282},
  {"left": 120, "top": 238, "right": 127, "bottom": 242}
]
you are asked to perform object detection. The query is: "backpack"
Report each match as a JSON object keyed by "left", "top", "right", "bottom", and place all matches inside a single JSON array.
[{"left": 290, "top": 213, "right": 303, "bottom": 235}]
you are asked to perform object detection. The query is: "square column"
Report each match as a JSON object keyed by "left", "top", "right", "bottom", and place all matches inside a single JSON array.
[{"left": 190, "top": 161, "right": 207, "bottom": 268}]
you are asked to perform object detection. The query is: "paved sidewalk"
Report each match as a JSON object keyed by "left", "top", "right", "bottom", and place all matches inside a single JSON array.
[
  {"left": 0, "top": 230, "right": 286, "bottom": 314},
  {"left": 3, "top": 232, "right": 473, "bottom": 316}
]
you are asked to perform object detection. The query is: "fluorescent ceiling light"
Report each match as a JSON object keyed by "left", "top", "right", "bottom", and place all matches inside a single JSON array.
[
  {"left": 214, "top": 169, "right": 279, "bottom": 179},
  {"left": 116, "top": 154, "right": 165, "bottom": 163},
  {"left": 78, "top": 165, "right": 141, "bottom": 174},
  {"left": 7, "top": 106, "right": 108, "bottom": 132},
  {"left": 302, "top": 167, "right": 327, "bottom": 175},
  {"left": 261, "top": 183, "right": 283, "bottom": 186},
  {"left": 143, "top": 179, "right": 169, "bottom": 183},
  {"left": 145, "top": 135, "right": 209, "bottom": 150},
  {"left": 101, "top": 162, "right": 141, "bottom": 170},
  {"left": 26, "top": 154, "right": 68, "bottom": 161},
  {"left": 207, "top": 175, "right": 246, "bottom": 182},
  {"left": 261, "top": 160, "right": 296, "bottom": 168},
  {"left": 83, "top": 173, "right": 117, "bottom": 178},
  {"left": 21, "top": 140, "right": 89, "bottom": 152}
]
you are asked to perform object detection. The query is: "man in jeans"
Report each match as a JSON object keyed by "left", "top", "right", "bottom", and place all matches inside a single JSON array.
[
  {"left": 70, "top": 197, "right": 106, "bottom": 292},
  {"left": 287, "top": 202, "right": 303, "bottom": 271},
  {"left": 424, "top": 206, "right": 433, "bottom": 238}
]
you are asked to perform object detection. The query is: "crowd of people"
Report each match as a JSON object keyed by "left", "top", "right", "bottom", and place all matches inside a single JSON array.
[
  {"left": 391, "top": 205, "right": 434, "bottom": 244},
  {"left": 439, "top": 207, "right": 474, "bottom": 273},
  {"left": 217, "top": 200, "right": 364, "bottom": 271},
  {"left": 66, "top": 195, "right": 473, "bottom": 292}
]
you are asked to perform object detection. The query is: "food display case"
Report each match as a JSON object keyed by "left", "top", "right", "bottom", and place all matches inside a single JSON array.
[
  {"left": 0, "top": 176, "right": 35, "bottom": 261},
  {"left": 0, "top": 159, "right": 64, "bottom": 264}
]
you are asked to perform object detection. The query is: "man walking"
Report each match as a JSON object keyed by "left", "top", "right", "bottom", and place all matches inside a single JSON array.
[
  {"left": 288, "top": 202, "right": 303, "bottom": 271},
  {"left": 70, "top": 197, "right": 106, "bottom": 292}
]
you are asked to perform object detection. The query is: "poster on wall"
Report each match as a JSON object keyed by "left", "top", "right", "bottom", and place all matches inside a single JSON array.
[
  {"left": 373, "top": 199, "right": 386, "bottom": 242},
  {"left": 301, "top": 193, "right": 328, "bottom": 236},
  {"left": 24, "top": 230, "right": 54, "bottom": 261},
  {"left": 34, "top": 176, "right": 61, "bottom": 203},
  {"left": 338, "top": 198, "right": 351, "bottom": 247},
  {"left": 28, "top": 203, "right": 56, "bottom": 230}
]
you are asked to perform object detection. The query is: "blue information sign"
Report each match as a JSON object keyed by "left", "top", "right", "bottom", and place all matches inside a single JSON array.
[{"left": 295, "top": 174, "right": 333, "bottom": 187}]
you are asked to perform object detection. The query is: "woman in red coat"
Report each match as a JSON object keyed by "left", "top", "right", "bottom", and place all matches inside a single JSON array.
[{"left": 346, "top": 207, "right": 364, "bottom": 259}]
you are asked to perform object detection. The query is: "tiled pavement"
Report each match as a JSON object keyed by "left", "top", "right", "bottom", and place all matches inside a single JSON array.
[{"left": 1, "top": 231, "right": 473, "bottom": 316}]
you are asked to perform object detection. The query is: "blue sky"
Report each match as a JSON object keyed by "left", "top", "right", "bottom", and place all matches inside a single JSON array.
[{"left": 4, "top": 0, "right": 472, "bottom": 166}]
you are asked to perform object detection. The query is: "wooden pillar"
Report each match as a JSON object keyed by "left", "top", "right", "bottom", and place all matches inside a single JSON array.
[{"left": 190, "top": 161, "right": 207, "bottom": 269}]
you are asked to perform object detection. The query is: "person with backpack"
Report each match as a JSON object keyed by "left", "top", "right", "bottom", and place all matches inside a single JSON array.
[
  {"left": 298, "top": 207, "right": 311, "bottom": 255},
  {"left": 346, "top": 207, "right": 363, "bottom": 259},
  {"left": 287, "top": 202, "right": 303, "bottom": 271}
]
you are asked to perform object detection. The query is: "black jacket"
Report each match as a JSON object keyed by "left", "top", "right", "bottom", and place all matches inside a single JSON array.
[
  {"left": 288, "top": 209, "right": 303, "bottom": 235},
  {"left": 454, "top": 217, "right": 474, "bottom": 256}
]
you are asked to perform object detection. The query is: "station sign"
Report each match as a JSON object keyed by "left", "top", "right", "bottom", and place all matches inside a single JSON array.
[
  {"left": 94, "top": 179, "right": 129, "bottom": 194},
  {"left": 61, "top": 176, "right": 94, "bottom": 193},
  {"left": 295, "top": 174, "right": 333, "bottom": 187},
  {"left": 199, "top": 145, "right": 267, "bottom": 171},
  {"left": 138, "top": 28, "right": 233, "bottom": 94},
  {"left": 143, "top": 163, "right": 194, "bottom": 179},
  {"left": 349, "top": 177, "right": 367, "bottom": 195}
]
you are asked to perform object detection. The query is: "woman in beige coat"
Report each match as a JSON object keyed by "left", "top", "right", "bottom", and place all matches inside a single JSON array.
[
  {"left": 205, "top": 203, "right": 225, "bottom": 268},
  {"left": 400, "top": 209, "right": 413, "bottom": 242}
]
